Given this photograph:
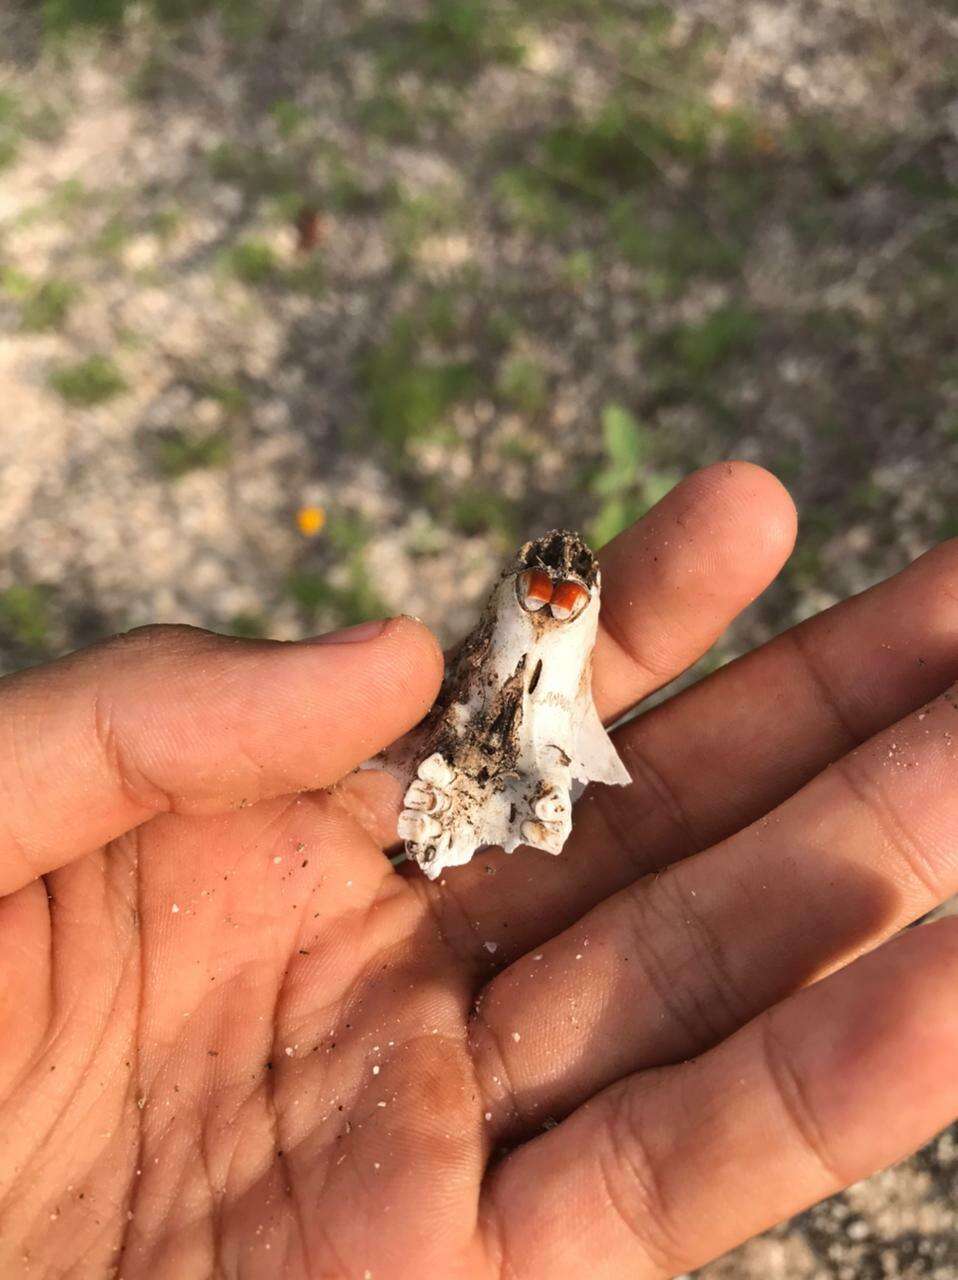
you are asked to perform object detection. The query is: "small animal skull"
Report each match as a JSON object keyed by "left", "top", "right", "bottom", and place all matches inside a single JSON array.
[{"left": 377, "top": 530, "right": 630, "bottom": 879}]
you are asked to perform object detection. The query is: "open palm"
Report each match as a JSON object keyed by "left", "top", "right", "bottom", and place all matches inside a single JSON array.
[{"left": 1, "top": 463, "right": 956, "bottom": 1280}]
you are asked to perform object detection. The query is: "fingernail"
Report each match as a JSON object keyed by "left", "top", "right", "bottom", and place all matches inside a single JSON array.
[{"left": 305, "top": 618, "right": 389, "bottom": 645}]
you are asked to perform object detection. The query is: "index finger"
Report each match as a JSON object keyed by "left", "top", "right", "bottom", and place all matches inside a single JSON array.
[{"left": 592, "top": 460, "right": 797, "bottom": 722}]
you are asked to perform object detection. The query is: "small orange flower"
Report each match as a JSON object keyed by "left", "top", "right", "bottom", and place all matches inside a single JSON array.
[{"left": 296, "top": 505, "right": 326, "bottom": 537}]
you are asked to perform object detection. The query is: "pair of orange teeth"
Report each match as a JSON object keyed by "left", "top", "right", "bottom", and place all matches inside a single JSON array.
[{"left": 517, "top": 569, "right": 590, "bottom": 621}]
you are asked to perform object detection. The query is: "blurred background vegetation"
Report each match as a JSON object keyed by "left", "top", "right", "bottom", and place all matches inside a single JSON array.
[
  {"left": 1, "top": 2, "right": 957, "bottom": 1273},
  {"left": 1, "top": 0, "right": 956, "bottom": 676}
]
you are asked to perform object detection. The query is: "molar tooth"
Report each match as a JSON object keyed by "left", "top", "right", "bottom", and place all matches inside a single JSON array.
[
  {"left": 404, "top": 781, "right": 432, "bottom": 811},
  {"left": 521, "top": 818, "right": 563, "bottom": 854},
  {"left": 405, "top": 780, "right": 450, "bottom": 814},
  {"left": 417, "top": 753, "right": 455, "bottom": 787},
  {"left": 428, "top": 788, "right": 451, "bottom": 813},
  {"left": 398, "top": 810, "right": 442, "bottom": 843},
  {"left": 535, "top": 788, "right": 567, "bottom": 821}
]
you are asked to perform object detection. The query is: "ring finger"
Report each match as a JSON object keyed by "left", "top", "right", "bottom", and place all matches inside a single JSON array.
[{"left": 471, "top": 682, "right": 958, "bottom": 1136}]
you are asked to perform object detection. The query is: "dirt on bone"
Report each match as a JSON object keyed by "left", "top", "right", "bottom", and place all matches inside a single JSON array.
[
  {"left": 378, "top": 529, "right": 628, "bottom": 877},
  {"left": 519, "top": 529, "right": 599, "bottom": 589}
]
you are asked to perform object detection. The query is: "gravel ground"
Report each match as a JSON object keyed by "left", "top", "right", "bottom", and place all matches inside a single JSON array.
[{"left": 1, "top": 1, "right": 957, "bottom": 1275}]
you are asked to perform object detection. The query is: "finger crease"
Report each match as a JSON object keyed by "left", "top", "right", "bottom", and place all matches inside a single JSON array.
[
  {"left": 265, "top": 965, "right": 320, "bottom": 1279},
  {"left": 599, "top": 1084, "right": 690, "bottom": 1275},
  {"left": 478, "top": 1189, "right": 517, "bottom": 1280},
  {"left": 618, "top": 735, "right": 703, "bottom": 853},
  {"left": 834, "top": 755, "right": 943, "bottom": 902},
  {"left": 619, "top": 883, "right": 714, "bottom": 1051},
  {"left": 759, "top": 1012, "right": 846, "bottom": 1187},
  {"left": 655, "top": 868, "right": 752, "bottom": 1039},
  {"left": 92, "top": 690, "right": 172, "bottom": 816},
  {"left": 94, "top": 835, "right": 144, "bottom": 1278},
  {"left": 410, "top": 877, "right": 489, "bottom": 980},
  {"left": 469, "top": 1005, "right": 525, "bottom": 1134},
  {"left": 787, "top": 627, "right": 861, "bottom": 749}
]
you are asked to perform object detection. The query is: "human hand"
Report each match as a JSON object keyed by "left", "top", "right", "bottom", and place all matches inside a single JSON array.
[{"left": 1, "top": 462, "right": 956, "bottom": 1279}]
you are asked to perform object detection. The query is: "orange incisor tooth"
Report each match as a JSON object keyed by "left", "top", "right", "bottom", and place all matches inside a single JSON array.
[
  {"left": 550, "top": 579, "right": 589, "bottom": 621},
  {"left": 518, "top": 569, "right": 554, "bottom": 611}
]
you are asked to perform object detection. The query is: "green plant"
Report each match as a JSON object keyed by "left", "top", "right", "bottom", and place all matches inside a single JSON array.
[
  {"left": 93, "top": 213, "right": 133, "bottom": 256},
  {"left": 325, "top": 151, "right": 377, "bottom": 214},
  {"left": 588, "top": 404, "right": 676, "bottom": 546},
  {"left": 222, "top": 239, "right": 279, "bottom": 285},
  {"left": 221, "top": 237, "right": 326, "bottom": 293},
  {"left": 49, "top": 355, "right": 127, "bottom": 407},
  {"left": 665, "top": 303, "right": 760, "bottom": 380},
  {"left": 361, "top": 317, "right": 477, "bottom": 454},
  {"left": 40, "top": 0, "right": 264, "bottom": 36},
  {"left": 420, "top": 290, "right": 460, "bottom": 342},
  {"left": 204, "top": 379, "right": 250, "bottom": 415},
  {"left": 282, "top": 257, "right": 326, "bottom": 296},
  {"left": 144, "top": 206, "right": 182, "bottom": 241},
  {"left": 357, "top": 91, "right": 419, "bottom": 144},
  {"left": 497, "top": 353, "right": 549, "bottom": 416},
  {"left": 0, "top": 87, "right": 60, "bottom": 160},
  {"left": 448, "top": 489, "right": 517, "bottom": 540},
  {"left": 0, "top": 266, "right": 32, "bottom": 299},
  {"left": 228, "top": 611, "right": 269, "bottom": 639},
  {"left": 325, "top": 512, "right": 372, "bottom": 557},
  {"left": 270, "top": 99, "right": 309, "bottom": 140},
  {"left": 543, "top": 103, "right": 665, "bottom": 201},
  {"left": 41, "top": 0, "right": 129, "bottom": 33},
  {"left": 20, "top": 279, "right": 80, "bottom": 332},
  {"left": 371, "top": 0, "right": 523, "bottom": 80},
  {"left": 285, "top": 505, "right": 386, "bottom": 628},
  {"left": 286, "top": 560, "right": 387, "bottom": 630},
  {"left": 154, "top": 428, "right": 231, "bottom": 477},
  {"left": 611, "top": 204, "right": 743, "bottom": 291},
  {"left": 561, "top": 250, "right": 594, "bottom": 287},
  {"left": 207, "top": 142, "right": 296, "bottom": 201},
  {"left": 48, "top": 178, "right": 94, "bottom": 214},
  {"left": 493, "top": 167, "right": 568, "bottom": 235},
  {"left": 0, "top": 585, "right": 51, "bottom": 650},
  {"left": 387, "top": 185, "right": 465, "bottom": 258},
  {"left": 0, "top": 91, "right": 19, "bottom": 171}
]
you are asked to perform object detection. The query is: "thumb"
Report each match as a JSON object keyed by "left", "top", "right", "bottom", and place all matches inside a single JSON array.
[{"left": 0, "top": 617, "right": 442, "bottom": 895}]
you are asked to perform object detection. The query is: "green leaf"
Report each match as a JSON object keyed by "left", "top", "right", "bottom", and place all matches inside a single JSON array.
[
  {"left": 641, "top": 468, "right": 680, "bottom": 511},
  {"left": 589, "top": 494, "right": 633, "bottom": 548},
  {"left": 601, "top": 403, "right": 645, "bottom": 474},
  {"left": 592, "top": 466, "right": 629, "bottom": 498}
]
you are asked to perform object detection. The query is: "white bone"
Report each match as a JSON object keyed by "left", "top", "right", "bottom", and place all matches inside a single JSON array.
[{"left": 370, "top": 531, "right": 631, "bottom": 879}]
